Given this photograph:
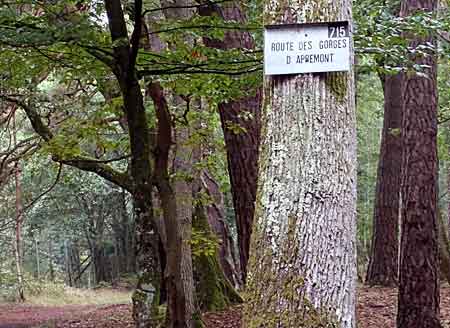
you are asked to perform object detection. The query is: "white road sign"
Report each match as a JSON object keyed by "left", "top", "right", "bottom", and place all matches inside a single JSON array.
[{"left": 264, "top": 22, "right": 350, "bottom": 75}]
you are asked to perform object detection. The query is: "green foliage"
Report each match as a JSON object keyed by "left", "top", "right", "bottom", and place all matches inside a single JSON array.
[
  {"left": 190, "top": 228, "right": 219, "bottom": 259},
  {"left": 355, "top": 73, "right": 383, "bottom": 276}
]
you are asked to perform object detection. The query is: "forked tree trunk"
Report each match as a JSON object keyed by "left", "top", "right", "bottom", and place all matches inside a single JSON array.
[
  {"left": 366, "top": 73, "right": 402, "bottom": 286},
  {"left": 150, "top": 82, "right": 197, "bottom": 328},
  {"left": 397, "top": 1, "right": 441, "bottom": 327},
  {"left": 245, "top": 1, "right": 357, "bottom": 327},
  {"left": 159, "top": 3, "right": 199, "bottom": 326}
]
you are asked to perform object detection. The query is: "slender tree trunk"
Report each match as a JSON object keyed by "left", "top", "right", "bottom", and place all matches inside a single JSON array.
[
  {"left": 70, "top": 242, "right": 82, "bottom": 287},
  {"left": 366, "top": 73, "right": 402, "bottom": 286},
  {"left": 150, "top": 81, "right": 197, "bottom": 328},
  {"left": 397, "top": 1, "right": 441, "bottom": 327},
  {"left": 167, "top": 123, "right": 196, "bottom": 328},
  {"left": 93, "top": 243, "right": 107, "bottom": 284},
  {"left": 13, "top": 111, "right": 25, "bottom": 302},
  {"left": 35, "top": 236, "right": 40, "bottom": 280},
  {"left": 438, "top": 210, "right": 450, "bottom": 284},
  {"left": 13, "top": 162, "right": 25, "bottom": 302},
  {"left": 48, "top": 238, "right": 55, "bottom": 282},
  {"left": 64, "top": 239, "right": 73, "bottom": 287},
  {"left": 245, "top": 1, "right": 356, "bottom": 327},
  {"left": 448, "top": 152, "right": 450, "bottom": 239},
  {"left": 199, "top": 2, "right": 261, "bottom": 282}
]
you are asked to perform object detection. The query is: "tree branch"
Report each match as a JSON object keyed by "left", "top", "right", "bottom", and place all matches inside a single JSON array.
[
  {"left": 22, "top": 163, "right": 63, "bottom": 213},
  {"left": 104, "top": 0, "right": 129, "bottom": 42},
  {"left": 129, "top": 0, "right": 143, "bottom": 69},
  {"left": 149, "top": 82, "right": 172, "bottom": 181},
  {"left": 143, "top": 0, "right": 231, "bottom": 14},
  {"left": 1, "top": 95, "right": 134, "bottom": 192}
]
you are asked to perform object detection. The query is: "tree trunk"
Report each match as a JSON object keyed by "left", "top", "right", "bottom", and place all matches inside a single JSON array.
[
  {"left": 448, "top": 151, "right": 450, "bottom": 241},
  {"left": 201, "top": 172, "right": 241, "bottom": 288},
  {"left": 93, "top": 242, "right": 107, "bottom": 284},
  {"left": 13, "top": 161, "right": 25, "bottom": 302},
  {"left": 397, "top": 1, "right": 441, "bottom": 327},
  {"left": 192, "top": 171, "right": 243, "bottom": 312},
  {"left": 150, "top": 81, "right": 197, "bottom": 328},
  {"left": 438, "top": 210, "right": 450, "bottom": 284},
  {"left": 132, "top": 196, "right": 163, "bottom": 328},
  {"left": 69, "top": 242, "right": 81, "bottom": 287},
  {"left": 48, "top": 238, "right": 55, "bottom": 282},
  {"left": 192, "top": 203, "right": 242, "bottom": 312},
  {"left": 64, "top": 239, "right": 73, "bottom": 287},
  {"left": 366, "top": 73, "right": 402, "bottom": 286},
  {"left": 13, "top": 111, "right": 25, "bottom": 302},
  {"left": 167, "top": 122, "right": 196, "bottom": 328},
  {"left": 35, "top": 236, "right": 40, "bottom": 280},
  {"left": 103, "top": 2, "right": 164, "bottom": 326},
  {"left": 244, "top": 1, "right": 357, "bottom": 327},
  {"left": 199, "top": 2, "right": 261, "bottom": 282}
]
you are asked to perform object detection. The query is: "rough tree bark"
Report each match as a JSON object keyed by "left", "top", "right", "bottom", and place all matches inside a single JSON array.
[
  {"left": 198, "top": 1, "right": 261, "bottom": 282},
  {"left": 144, "top": 0, "right": 241, "bottom": 319},
  {"left": 192, "top": 171, "right": 243, "bottom": 312},
  {"left": 202, "top": 172, "right": 241, "bottom": 288},
  {"left": 150, "top": 82, "right": 197, "bottom": 328},
  {"left": 244, "top": 1, "right": 357, "bottom": 327},
  {"left": 366, "top": 73, "right": 402, "bottom": 286},
  {"left": 397, "top": 0, "right": 441, "bottom": 327},
  {"left": 102, "top": 1, "right": 168, "bottom": 327}
]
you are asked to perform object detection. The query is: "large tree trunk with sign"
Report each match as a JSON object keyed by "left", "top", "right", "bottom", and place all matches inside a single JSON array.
[
  {"left": 366, "top": 73, "right": 402, "bottom": 287},
  {"left": 244, "top": 1, "right": 357, "bottom": 327},
  {"left": 397, "top": 0, "right": 441, "bottom": 327}
]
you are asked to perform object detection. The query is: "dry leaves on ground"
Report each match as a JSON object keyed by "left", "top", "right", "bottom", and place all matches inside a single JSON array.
[{"left": 0, "top": 285, "right": 449, "bottom": 327}]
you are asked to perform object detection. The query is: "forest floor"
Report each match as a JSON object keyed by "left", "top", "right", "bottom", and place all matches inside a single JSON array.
[{"left": 0, "top": 285, "right": 449, "bottom": 327}]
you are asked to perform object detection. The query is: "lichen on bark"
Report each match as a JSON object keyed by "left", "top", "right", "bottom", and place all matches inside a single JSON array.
[
  {"left": 245, "top": 0, "right": 356, "bottom": 327},
  {"left": 244, "top": 221, "right": 339, "bottom": 328}
]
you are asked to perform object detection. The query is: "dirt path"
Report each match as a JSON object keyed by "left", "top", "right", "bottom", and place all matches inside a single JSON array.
[
  {"left": 0, "top": 286, "right": 449, "bottom": 327},
  {"left": 0, "top": 304, "right": 130, "bottom": 328}
]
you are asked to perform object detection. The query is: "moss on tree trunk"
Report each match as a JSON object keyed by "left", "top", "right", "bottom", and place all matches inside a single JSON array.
[{"left": 192, "top": 205, "right": 242, "bottom": 312}]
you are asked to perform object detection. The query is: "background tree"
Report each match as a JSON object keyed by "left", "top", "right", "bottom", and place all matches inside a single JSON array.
[
  {"left": 397, "top": 0, "right": 441, "bottom": 327},
  {"left": 366, "top": 1, "right": 402, "bottom": 287},
  {"left": 198, "top": 1, "right": 262, "bottom": 282}
]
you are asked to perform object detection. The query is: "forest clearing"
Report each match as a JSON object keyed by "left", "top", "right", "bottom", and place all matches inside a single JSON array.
[{"left": 2, "top": 0, "right": 450, "bottom": 327}]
